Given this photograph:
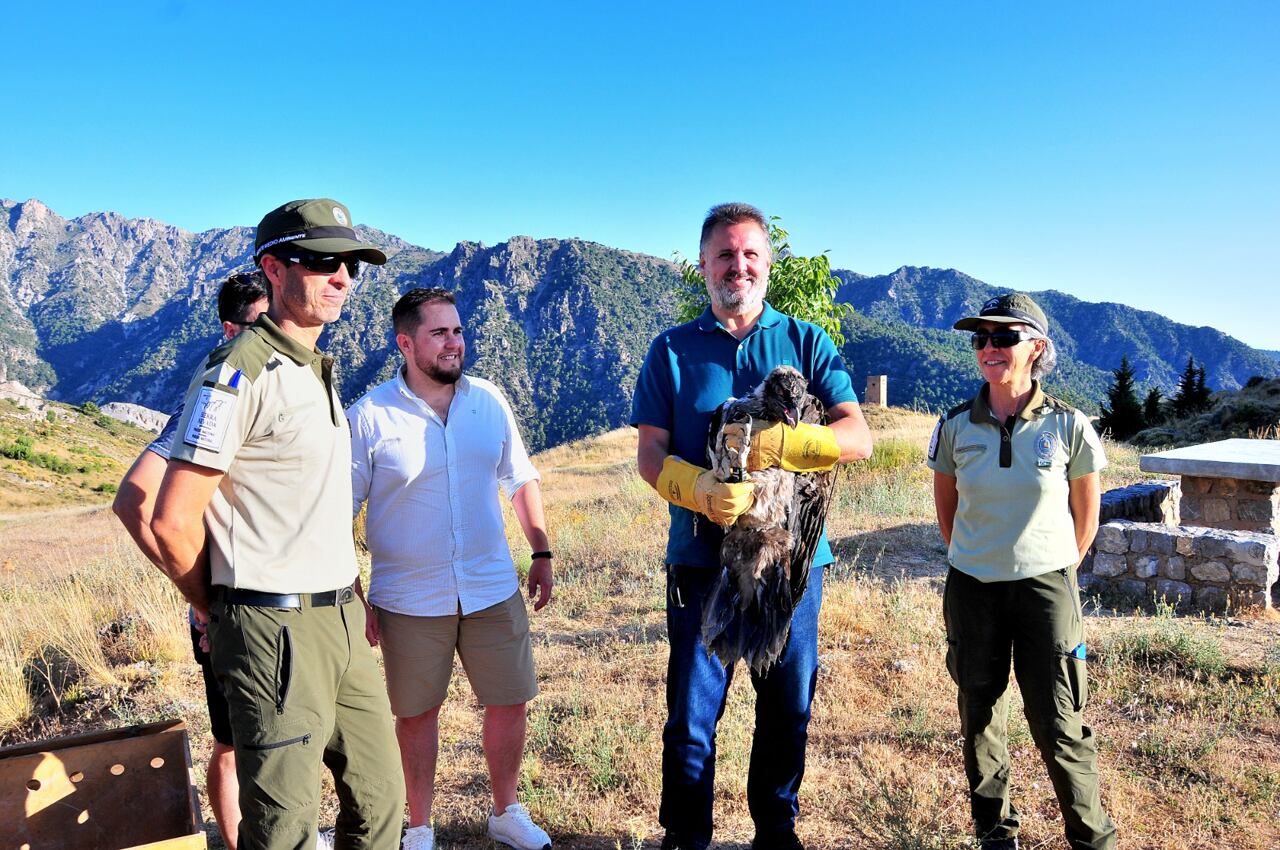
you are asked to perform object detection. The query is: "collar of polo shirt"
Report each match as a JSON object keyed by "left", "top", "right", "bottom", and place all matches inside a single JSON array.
[
  {"left": 971, "top": 381, "right": 1050, "bottom": 424},
  {"left": 695, "top": 301, "right": 784, "bottom": 334}
]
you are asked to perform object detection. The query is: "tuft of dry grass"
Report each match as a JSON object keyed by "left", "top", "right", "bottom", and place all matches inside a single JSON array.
[
  {"left": 0, "top": 626, "right": 30, "bottom": 731},
  {"left": 0, "top": 540, "right": 190, "bottom": 728}
]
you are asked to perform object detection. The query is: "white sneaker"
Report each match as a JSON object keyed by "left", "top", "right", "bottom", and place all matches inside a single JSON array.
[
  {"left": 488, "top": 803, "right": 551, "bottom": 850},
  {"left": 316, "top": 829, "right": 336, "bottom": 850},
  {"left": 402, "top": 824, "right": 435, "bottom": 850}
]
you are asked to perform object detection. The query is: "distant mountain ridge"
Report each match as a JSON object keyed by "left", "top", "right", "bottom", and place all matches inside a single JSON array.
[
  {"left": 835, "top": 267, "right": 1279, "bottom": 410},
  {"left": 2, "top": 198, "right": 1275, "bottom": 449},
  {"left": 0, "top": 198, "right": 679, "bottom": 450}
]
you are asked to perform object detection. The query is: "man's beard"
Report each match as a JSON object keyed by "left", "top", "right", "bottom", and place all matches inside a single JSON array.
[
  {"left": 417, "top": 355, "right": 462, "bottom": 385},
  {"left": 708, "top": 272, "right": 767, "bottom": 313}
]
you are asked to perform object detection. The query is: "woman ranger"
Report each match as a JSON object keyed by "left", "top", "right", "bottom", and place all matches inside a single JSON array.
[{"left": 928, "top": 293, "right": 1117, "bottom": 850}]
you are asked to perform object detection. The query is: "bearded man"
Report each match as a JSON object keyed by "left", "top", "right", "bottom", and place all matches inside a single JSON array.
[
  {"left": 347, "top": 287, "right": 555, "bottom": 850},
  {"left": 631, "top": 203, "right": 873, "bottom": 850}
]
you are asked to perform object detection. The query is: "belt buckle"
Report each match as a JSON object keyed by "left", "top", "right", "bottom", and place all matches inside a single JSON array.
[{"left": 336, "top": 586, "right": 355, "bottom": 605}]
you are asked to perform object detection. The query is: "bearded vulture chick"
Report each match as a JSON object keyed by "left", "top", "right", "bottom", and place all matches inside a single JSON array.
[{"left": 701, "top": 365, "right": 837, "bottom": 674}]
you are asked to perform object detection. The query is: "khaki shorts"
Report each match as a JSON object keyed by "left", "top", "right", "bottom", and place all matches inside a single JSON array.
[{"left": 376, "top": 591, "right": 538, "bottom": 717}]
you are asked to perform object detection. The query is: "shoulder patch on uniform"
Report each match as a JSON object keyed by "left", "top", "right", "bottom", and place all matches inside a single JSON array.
[
  {"left": 928, "top": 417, "right": 943, "bottom": 461},
  {"left": 944, "top": 399, "right": 973, "bottom": 421},
  {"left": 1038, "top": 392, "right": 1072, "bottom": 413},
  {"left": 183, "top": 381, "right": 239, "bottom": 451},
  {"left": 206, "top": 331, "right": 275, "bottom": 382}
]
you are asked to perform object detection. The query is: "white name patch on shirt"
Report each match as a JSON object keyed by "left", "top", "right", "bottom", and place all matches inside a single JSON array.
[
  {"left": 928, "top": 418, "right": 942, "bottom": 461},
  {"left": 184, "top": 383, "right": 237, "bottom": 451}
]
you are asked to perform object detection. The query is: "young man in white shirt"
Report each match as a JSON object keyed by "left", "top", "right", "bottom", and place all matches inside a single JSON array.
[{"left": 347, "top": 287, "right": 554, "bottom": 850}]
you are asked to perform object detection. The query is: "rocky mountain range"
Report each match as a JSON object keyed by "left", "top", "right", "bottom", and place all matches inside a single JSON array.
[{"left": 2, "top": 198, "right": 1275, "bottom": 450}]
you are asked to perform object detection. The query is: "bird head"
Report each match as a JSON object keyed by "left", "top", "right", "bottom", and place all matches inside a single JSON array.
[{"left": 761, "top": 366, "right": 807, "bottom": 427}]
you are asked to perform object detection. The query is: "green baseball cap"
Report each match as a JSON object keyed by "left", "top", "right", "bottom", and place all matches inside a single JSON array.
[
  {"left": 254, "top": 198, "right": 388, "bottom": 265},
  {"left": 953, "top": 292, "right": 1049, "bottom": 336}
]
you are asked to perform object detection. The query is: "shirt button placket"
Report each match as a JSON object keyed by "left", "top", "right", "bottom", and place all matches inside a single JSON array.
[{"left": 445, "top": 425, "right": 463, "bottom": 607}]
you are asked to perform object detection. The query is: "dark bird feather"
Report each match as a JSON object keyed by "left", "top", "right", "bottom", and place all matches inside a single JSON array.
[{"left": 701, "top": 365, "right": 837, "bottom": 674}]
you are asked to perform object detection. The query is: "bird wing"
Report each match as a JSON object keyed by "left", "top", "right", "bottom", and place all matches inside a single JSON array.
[
  {"left": 706, "top": 395, "right": 765, "bottom": 483},
  {"left": 705, "top": 399, "right": 731, "bottom": 470},
  {"left": 787, "top": 393, "right": 837, "bottom": 599}
]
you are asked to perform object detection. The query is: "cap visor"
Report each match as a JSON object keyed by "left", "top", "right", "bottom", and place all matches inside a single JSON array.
[
  {"left": 953, "top": 315, "right": 1027, "bottom": 331},
  {"left": 292, "top": 237, "right": 388, "bottom": 265}
]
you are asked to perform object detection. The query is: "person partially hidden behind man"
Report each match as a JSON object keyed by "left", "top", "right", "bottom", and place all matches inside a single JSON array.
[
  {"left": 347, "top": 287, "right": 554, "bottom": 850},
  {"left": 150, "top": 198, "right": 405, "bottom": 850},
  {"left": 113, "top": 271, "right": 268, "bottom": 850}
]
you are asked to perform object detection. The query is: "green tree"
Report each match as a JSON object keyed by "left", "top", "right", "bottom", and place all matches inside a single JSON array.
[
  {"left": 1098, "top": 355, "right": 1146, "bottom": 440},
  {"left": 1172, "top": 355, "right": 1198, "bottom": 418},
  {"left": 674, "top": 217, "right": 851, "bottom": 345},
  {"left": 1143, "top": 387, "right": 1165, "bottom": 426},
  {"left": 1194, "top": 364, "right": 1211, "bottom": 412}
]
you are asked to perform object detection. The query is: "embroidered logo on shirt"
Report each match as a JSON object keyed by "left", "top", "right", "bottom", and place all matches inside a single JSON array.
[
  {"left": 1036, "top": 430, "right": 1058, "bottom": 468},
  {"left": 928, "top": 418, "right": 942, "bottom": 461},
  {"left": 184, "top": 383, "right": 237, "bottom": 451}
]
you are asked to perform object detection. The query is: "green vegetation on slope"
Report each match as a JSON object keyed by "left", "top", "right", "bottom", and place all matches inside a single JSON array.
[
  {"left": 0, "top": 397, "right": 152, "bottom": 513},
  {"left": 1131, "top": 377, "right": 1280, "bottom": 448}
]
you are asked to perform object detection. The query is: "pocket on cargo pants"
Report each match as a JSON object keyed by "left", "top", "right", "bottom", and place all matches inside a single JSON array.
[
  {"left": 943, "top": 568, "right": 962, "bottom": 687},
  {"left": 1053, "top": 569, "right": 1088, "bottom": 714},
  {"left": 236, "top": 720, "right": 319, "bottom": 813}
]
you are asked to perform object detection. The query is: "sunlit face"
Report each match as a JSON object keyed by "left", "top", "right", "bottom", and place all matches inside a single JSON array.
[
  {"left": 398, "top": 301, "right": 464, "bottom": 385},
  {"left": 699, "top": 221, "right": 771, "bottom": 317},
  {"left": 264, "top": 253, "right": 354, "bottom": 329},
  {"left": 974, "top": 321, "right": 1045, "bottom": 387}
]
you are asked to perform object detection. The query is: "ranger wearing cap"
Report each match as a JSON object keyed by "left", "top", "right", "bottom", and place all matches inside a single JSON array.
[
  {"left": 152, "top": 199, "right": 405, "bottom": 850},
  {"left": 928, "top": 292, "right": 1116, "bottom": 850}
]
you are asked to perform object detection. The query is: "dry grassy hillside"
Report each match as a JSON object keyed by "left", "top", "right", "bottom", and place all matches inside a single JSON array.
[{"left": 2, "top": 407, "right": 1277, "bottom": 849}]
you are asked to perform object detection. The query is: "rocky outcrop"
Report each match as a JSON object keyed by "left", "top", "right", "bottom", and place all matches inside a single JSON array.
[{"left": 100, "top": 402, "right": 168, "bottom": 434}]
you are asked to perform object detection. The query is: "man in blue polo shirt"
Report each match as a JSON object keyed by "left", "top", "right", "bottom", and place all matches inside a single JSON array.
[{"left": 631, "top": 203, "right": 873, "bottom": 850}]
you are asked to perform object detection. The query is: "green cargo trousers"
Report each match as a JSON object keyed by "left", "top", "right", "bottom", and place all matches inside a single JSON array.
[
  {"left": 208, "top": 592, "right": 406, "bottom": 850},
  {"left": 943, "top": 566, "right": 1117, "bottom": 850}
]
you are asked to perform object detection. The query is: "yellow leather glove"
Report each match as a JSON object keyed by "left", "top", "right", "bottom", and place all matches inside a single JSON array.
[
  {"left": 655, "top": 456, "right": 755, "bottom": 526},
  {"left": 746, "top": 420, "right": 841, "bottom": 472}
]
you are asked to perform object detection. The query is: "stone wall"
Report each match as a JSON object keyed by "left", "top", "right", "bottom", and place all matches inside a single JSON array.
[
  {"left": 1099, "top": 480, "right": 1180, "bottom": 525},
  {"left": 1180, "top": 475, "right": 1280, "bottom": 534},
  {"left": 1082, "top": 520, "right": 1278, "bottom": 612}
]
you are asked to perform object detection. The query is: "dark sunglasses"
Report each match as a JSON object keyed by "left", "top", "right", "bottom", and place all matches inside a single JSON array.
[
  {"left": 276, "top": 248, "right": 361, "bottom": 279},
  {"left": 970, "top": 329, "right": 1038, "bottom": 349}
]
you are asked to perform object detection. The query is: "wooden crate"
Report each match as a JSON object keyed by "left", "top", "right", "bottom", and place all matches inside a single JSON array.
[{"left": 0, "top": 719, "right": 205, "bottom": 850}]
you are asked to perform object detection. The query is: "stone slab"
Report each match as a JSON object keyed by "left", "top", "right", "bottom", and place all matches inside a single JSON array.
[{"left": 1140, "top": 439, "right": 1280, "bottom": 482}]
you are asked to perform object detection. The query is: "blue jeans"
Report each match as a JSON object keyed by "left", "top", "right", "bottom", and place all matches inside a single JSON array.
[{"left": 660, "top": 563, "right": 825, "bottom": 848}]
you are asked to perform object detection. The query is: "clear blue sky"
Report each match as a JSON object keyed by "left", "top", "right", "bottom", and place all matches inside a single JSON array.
[{"left": 5, "top": 2, "right": 1277, "bottom": 348}]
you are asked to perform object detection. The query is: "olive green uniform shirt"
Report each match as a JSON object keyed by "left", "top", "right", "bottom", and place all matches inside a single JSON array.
[
  {"left": 169, "top": 316, "right": 357, "bottom": 593},
  {"left": 927, "top": 382, "right": 1106, "bottom": 582}
]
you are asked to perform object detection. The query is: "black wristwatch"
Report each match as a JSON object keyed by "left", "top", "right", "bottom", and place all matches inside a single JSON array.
[{"left": 531, "top": 550, "right": 553, "bottom": 560}]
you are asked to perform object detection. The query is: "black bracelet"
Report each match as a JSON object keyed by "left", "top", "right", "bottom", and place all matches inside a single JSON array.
[{"left": 531, "top": 550, "right": 553, "bottom": 560}]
